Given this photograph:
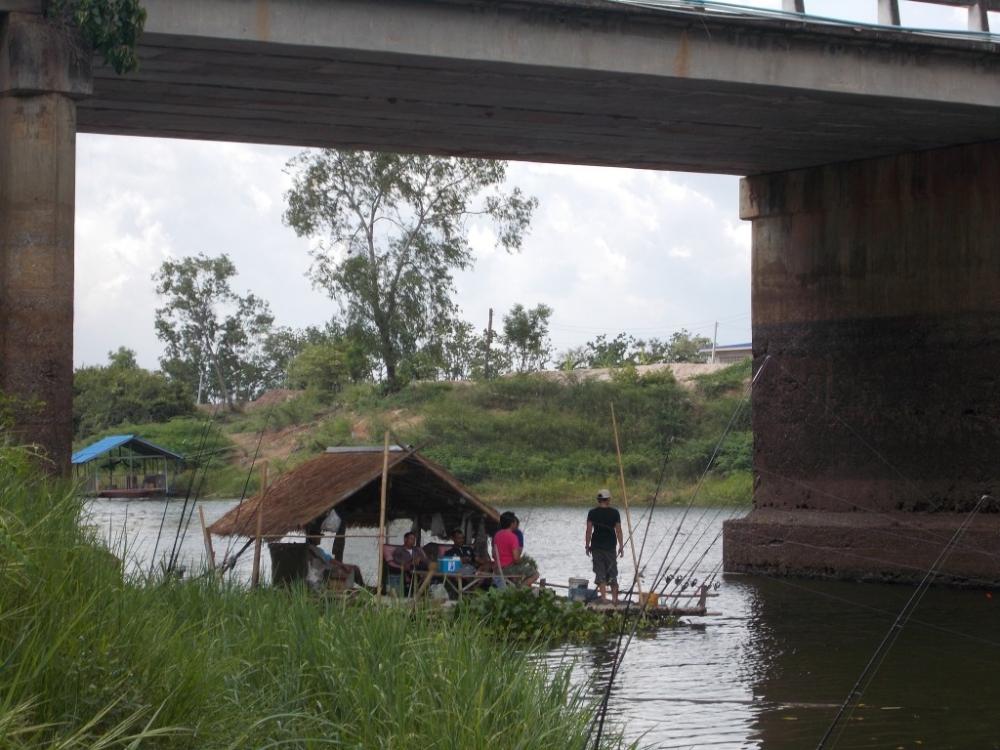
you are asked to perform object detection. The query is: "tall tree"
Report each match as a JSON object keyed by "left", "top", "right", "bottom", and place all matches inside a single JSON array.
[
  {"left": 502, "top": 303, "right": 553, "bottom": 373},
  {"left": 283, "top": 150, "right": 537, "bottom": 391},
  {"left": 153, "top": 253, "right": 275, "bottom": 407}
]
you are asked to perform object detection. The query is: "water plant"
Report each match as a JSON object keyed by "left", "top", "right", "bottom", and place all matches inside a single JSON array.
[{"left": 455, "top": 586, "right": 663, "bottom": 645}]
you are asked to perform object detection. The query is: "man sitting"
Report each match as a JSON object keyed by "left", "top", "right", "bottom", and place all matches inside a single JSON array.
[
  {"left": 392, "top": 531, "right": 429, "bottom": 591},
  {"left": 442, "top": 528, "right": 487, "bottom": 577},
  {"left": 493, "top": 512, "right": 539, "bottom": 587}
]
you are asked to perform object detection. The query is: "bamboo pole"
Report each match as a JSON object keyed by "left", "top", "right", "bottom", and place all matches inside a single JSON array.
[
  {"left": 251, "top": 461, "right": 269, "bottom": 588},
  {"left": 610, "top": 403, "right": 643, "bottom": 602},
  {"left": 198, "top": 505, "right": 215, "bottom": 570},
  {"left": 375, "top": 431, "right": 391, "bottom": 594}
]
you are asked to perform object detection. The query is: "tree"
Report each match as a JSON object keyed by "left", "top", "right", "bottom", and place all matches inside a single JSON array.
[
  {"left": 502, "top": 303, "right": 553, "bottom": 373},
  {"left": 73, "top": 348, "right": 194, "bottom": 438},
  {"left": 283, "top": 150, "right": 538, "bottom": 391},
  {"left": 153, "top": 253, "right": 276, "bottom": 407},
  {"left": 663, "top": 329, "right": 712, "bottom": 363}
]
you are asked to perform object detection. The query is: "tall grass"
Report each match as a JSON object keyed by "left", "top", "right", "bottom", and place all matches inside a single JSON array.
[{"left": 0, "top": 446, "right": 632, "bottom": 748}]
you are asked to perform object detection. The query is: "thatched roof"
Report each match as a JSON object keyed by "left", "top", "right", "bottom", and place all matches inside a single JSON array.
[{"left": 208, "top": 447, "right": 499, "bottom": 538}]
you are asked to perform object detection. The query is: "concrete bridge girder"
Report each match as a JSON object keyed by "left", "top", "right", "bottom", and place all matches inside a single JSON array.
[{"left": 0, "top": 0, "right": 998, "bottom": 583}]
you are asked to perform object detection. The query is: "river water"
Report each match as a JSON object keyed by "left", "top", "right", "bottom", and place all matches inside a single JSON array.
[{"left": 85, "top": 499, "right": 1000, "bottom": 750}]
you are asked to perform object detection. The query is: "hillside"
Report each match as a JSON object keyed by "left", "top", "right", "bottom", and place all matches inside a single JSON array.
[{"left": 76, "top": 360, "right": 753, "bottom": 507}]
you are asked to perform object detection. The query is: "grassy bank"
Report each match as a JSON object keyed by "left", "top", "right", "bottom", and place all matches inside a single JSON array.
[
  {"left": 76, "top": 361, "right": 753, "bottom": 506},
  {"left": 0, "top": 446, "right": 632, "bottom": 749}
]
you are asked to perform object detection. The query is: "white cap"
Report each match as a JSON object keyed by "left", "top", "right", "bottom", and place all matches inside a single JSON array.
[{"left": 596, "top": 489, "right": 612, "bottom": 501}]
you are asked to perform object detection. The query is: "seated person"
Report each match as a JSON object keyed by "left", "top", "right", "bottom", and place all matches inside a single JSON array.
[
  {"left": 392, "top": 531, "right": 429, "bottom": 586},
  {"left": 493, "top": 512, "right": 539, "bottom": 587},
  {"left": 308, "top": 542, "right": 365, "bottom": 588},
  {"left": 442, "top": 528, "right": 487, "bottom": 576}
]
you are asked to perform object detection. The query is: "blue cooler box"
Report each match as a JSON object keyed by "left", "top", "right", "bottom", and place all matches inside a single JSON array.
[{"left": 439, "top": 557, "right": 461, "bottom": 573}]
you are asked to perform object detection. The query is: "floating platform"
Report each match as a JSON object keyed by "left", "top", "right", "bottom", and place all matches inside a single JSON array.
[{"left": 95, "top": 488, "right": 168, "bottom": 499}]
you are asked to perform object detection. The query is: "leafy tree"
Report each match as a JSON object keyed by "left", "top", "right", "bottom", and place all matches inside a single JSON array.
[
  {"left": 283, "top": 150, "right": 538, "bottom": 391},
  {"left": 557, "top": 329, "right": 713, "bottom": 370},
  {"left": 663, "top": 329, "right": 713, "bottom": 363},
  {"left": 153, "top": 254, "right": 276, "bottom": 407},
  {"left": 287, "top": 329, "right": 374, "bottom": 397},
  {"left": 583, "top": 333, "right": 636, "bottom": 368},
  {"left": 502, "top": 303, "right": 553, "bottom": 373},
  {"left": 73, "top": 348, "right": 194, "bottom": 438}
]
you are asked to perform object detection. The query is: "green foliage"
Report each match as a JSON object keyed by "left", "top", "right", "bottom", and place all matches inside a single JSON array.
[
  {"left": 559, "top": 329, "right": 714, "bottom": 370},
  {"left": 73, "top": 348, "right": 194, "bottom": 438},
  {"left": 0, "top": 456, "right": 632, "bottom": 749},
  {"left": 154, "top": 253, "right": 285, "bottom": 407},
  {"left": 693, "top": 357, "right": 752, "bottom": 398},
  {"left": 502, "top": 302, "right": 553, "bottom": 373},
  {"left": 455, "top": 586, "right": 658, "bottom": 644},
  {"left": 284, "top": 149, "right": 538, "bottom": 390},
  {"left": 399, "top": 372, "right": 692, "bottom": 488},
  {"left": 48, "top": 0, "right": 146, "bottom": 75}
]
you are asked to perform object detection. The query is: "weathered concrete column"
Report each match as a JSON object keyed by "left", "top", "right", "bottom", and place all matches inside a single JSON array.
[
  {"left": 0, "top": 13, "right": 90, "bottom": 472},
  {"left": 724, "top": 141, "right": 1000, "bottom": 585}
]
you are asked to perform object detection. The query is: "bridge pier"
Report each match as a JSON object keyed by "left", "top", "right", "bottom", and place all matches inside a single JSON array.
[
  {"left": 724, "top": 141, "right": 1000, "bottom": 585},
  {"left": 0, "top": 14, "right": 89, "bottom": 472}
]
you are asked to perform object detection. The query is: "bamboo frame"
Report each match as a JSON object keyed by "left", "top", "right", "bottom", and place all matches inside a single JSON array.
[
  {"left": 251, "top": 461, "right": 269, "bottom": 588},
  {"left": 375, "top": 431, "right": 391, "bottom": 594}
]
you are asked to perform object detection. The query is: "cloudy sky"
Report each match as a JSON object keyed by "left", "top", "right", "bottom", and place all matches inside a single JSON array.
[{"left": 73, "top": 0, "right": 988, "bottom": 369}]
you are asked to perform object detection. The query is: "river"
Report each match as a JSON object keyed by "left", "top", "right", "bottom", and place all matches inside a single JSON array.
[{"left": 85, "top": 499, "right": 1000, "bottom": 750}]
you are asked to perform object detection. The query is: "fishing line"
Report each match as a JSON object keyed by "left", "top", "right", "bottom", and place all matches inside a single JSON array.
[
  {"left": 220, "top": 401, "right": 278, "bottom": 567},
  {"left": 756, "top": 573, "right": 1000, "bottom": 651},
  {"left": 643, "top": 358, "right": 769, "bottom": 595},
  {"left": 166, "top": 413, "right": 228, "bottom": 574},
  {"left": 815, "top": 495, "right": 989, "bottom": 750},
  {"left": 148, "top": 403, "right": 218, "bottom": 578}
]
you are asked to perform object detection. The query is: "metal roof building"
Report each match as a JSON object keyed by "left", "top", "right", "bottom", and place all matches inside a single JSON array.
[{"left": 72, "top": 434, "right": 184, "bottom": 498}]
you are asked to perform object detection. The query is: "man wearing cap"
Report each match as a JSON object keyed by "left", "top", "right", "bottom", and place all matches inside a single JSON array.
[{"left": 585, "top": 489, "right": 625, "bottom": 603}]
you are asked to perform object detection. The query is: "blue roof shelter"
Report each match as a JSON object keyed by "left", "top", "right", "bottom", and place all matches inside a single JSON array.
[{"left": 73, "top": 434, "right": 183, "bottom": 498}]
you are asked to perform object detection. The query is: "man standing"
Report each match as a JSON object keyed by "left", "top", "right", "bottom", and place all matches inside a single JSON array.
[{"left": 585, "top": 489, "right": 625, "bottom": 604}]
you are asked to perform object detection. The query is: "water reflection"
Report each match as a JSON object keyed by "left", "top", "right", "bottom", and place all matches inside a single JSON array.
[{"left": 85, "top": 500, "right": 1000, "bottom": 749}]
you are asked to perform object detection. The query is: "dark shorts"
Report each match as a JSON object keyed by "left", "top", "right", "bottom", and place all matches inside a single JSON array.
[{"left": 591, "top": 548, "right": 618, "bottom": 586}]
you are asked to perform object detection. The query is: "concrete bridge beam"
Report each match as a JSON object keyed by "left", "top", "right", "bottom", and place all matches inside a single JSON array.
[
  {"left": 724, "top": 140, "right": 1000, "bottom": 585},
  {"left": 0, "top": 13, "right": 90, "bottom": 472}
]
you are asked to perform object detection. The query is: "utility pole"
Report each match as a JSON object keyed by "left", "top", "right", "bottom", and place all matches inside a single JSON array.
[
  {"left": 711, "top": 321, "right": 718, "bottom": 364},
  {"left": 484, "top": 307, "right": 494, "bottom": 379}
]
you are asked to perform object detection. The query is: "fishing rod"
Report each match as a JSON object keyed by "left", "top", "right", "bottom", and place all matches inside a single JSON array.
[
  {"left": 587, "top": 447, "right": 674, "bottom": 749},
  {"left": 148, "top": 402, "right": 219, "bottom": 578},
  {"left": 815, "top": 494, "right": 990, "bottom": 750},
  {"left": 219, "top": 402, "right": 278, "bottom": 565}
]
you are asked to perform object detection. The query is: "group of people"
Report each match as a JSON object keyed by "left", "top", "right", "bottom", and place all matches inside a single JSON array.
[
  {"left": 390, "top": 510, "right": 539, "bottom": 589},
  {"left": 304, "top": 487, "right": 626, "bottom": 602}
]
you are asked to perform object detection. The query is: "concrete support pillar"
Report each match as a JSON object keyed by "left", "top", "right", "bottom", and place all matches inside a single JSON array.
[
  {"left": 724, "top": 140, "right": 1000, "bottom": 586},
  {"left": 0, "top": 13, "right": 90, "bottom": 472}
]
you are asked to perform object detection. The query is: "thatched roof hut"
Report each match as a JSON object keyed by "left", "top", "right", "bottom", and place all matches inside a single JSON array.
[{"left": 208, "top": 446, "right": 500, "bottom": 539}]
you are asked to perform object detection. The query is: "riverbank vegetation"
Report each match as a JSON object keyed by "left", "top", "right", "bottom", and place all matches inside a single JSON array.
[
  {"left": 0, "top": 446, "right": 633, "bottom": 749},
  {"left": 74, "top": 359, "right": 752, "bottom": 505}
]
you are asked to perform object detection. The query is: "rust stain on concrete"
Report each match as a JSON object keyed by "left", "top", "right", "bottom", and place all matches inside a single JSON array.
[
  {"left": 674, "top": 32, "right": 691, "bottom": 78},
  {"left": 255, "top": 0, "right": 270, "bottom": 41}
]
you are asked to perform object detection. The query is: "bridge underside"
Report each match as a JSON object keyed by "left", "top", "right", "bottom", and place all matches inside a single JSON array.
[
  {"left": 74, "top": 0, "right": 1000, "bottom": 175},
  {"left": 1, "top": 0, "right": 999, "bottom": 583}
]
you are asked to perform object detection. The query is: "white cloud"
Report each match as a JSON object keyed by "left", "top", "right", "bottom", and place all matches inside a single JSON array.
[{"left": 74, "top": 137, "right": 753, "bottom": 369}]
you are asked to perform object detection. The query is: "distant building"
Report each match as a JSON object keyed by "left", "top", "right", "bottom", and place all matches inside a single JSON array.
[{"left": 699, "top": 342, "right": 752, "bottom": 365}]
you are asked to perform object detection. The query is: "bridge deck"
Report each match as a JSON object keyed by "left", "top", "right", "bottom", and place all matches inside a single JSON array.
[{"left": 17, "top": 0, "right": 1000, "bottom": 172}]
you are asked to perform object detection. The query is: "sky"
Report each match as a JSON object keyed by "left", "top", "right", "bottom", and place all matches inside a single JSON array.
[{"left": 72, "top": 0, "right": 990, "bottom": 370}]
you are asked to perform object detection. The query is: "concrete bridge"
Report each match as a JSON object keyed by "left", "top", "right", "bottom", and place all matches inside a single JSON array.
[{"left": 2, "top": 0, "right": 999, "bottom": 583}]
